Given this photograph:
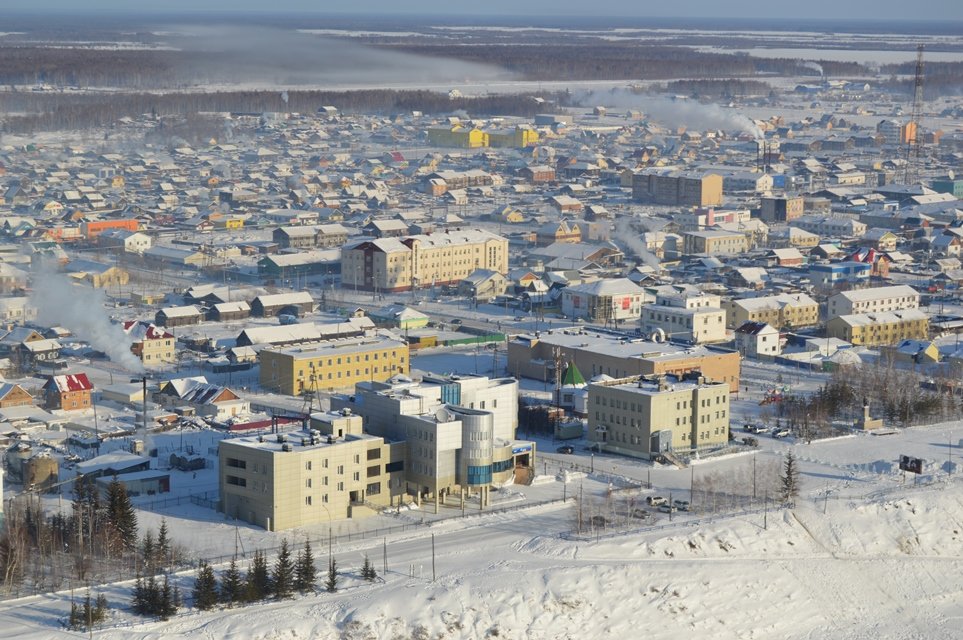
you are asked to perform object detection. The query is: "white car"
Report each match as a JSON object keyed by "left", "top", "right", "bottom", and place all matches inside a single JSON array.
[
  {"left": 646, "top": 496, "right": 667, "bottom": 506},
  {"left": 772, "top": 429, "right": 791, "bottom": 438}
]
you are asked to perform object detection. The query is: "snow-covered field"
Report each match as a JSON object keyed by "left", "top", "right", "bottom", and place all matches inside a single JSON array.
[{"left": 2, "top": 420, "right": 963, "bottom": 639}]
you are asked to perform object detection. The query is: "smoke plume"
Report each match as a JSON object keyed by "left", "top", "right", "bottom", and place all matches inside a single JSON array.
[
  {"left": 162, "top": 26, "right": 512, "bottom": 89},
  {"left": 580, "top": 90, "right": 764, "bottom": 139},
  {"left": 798, "top": 61, "right": 824, "bottom": 77},
  {"left": 614, "top": 218, "right": 662, "bottom": 270},
  {"left": 30, "top": 269, "right": 144, "bottom": 372}
]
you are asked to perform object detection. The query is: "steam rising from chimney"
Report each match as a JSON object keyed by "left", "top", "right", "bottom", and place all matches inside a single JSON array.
[{"left": 30, "top": 269, "right": 145, "bottom": 373}]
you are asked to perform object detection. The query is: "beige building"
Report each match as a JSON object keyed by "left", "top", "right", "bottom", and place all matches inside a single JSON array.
[
  {"left": 259, "top": 335, "right": 409, "bottom": 395},
  {"left": 218, "top": 411, "right": 406, "bottom": 531},
  {"left": 341, "top": 230, "right": 509, "bottom": 292},
  {"left": 122, "top": 321, "right": 176, "bottom": 365},
  {"left": 632, "top": 169, "right": 723, "bottom": 207},
  {"left": 642, "top": 304, "right": 727, "bottom": 344},
  {"left": 508, "top": 331, "right": 741, "bottom": 392},
  {"left": 587, "top": 374, "right": 730, "bottom": 459},
  {"left": 827, "top": 285, "right": 919, "bottom": 319},
  {"left": 725, "top": 293, "right": 820, "bottom": 329},
  {"left": 826, "top": 309, "right": 929, "bottom": 346},
  {"left": 682, "top": 229, "right": 749, "bottom": 256}
]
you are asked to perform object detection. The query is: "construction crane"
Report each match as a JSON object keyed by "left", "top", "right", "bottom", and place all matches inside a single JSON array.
[{"left": 903, "top": 44, "right": 925, "bottom": 185}]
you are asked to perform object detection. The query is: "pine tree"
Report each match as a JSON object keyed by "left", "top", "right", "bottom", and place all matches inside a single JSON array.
[
  {"left": 294, "top": 540, "right": 316, "bottom": 593},
  {"left": 131, "top": 574, "right": 147, "bottom": 615},
  {"left": 145, "top": 575, "right": 160, "bottom": 616},
  {"left": 104, "top": 475, "right": 138, "bottom": 552},
  {"left": 94, "top": 594, "right": 108, "bottom": 625},
  {"left": 68, "top": 601, "right": 82, "bottom": 630},
  {"left": 193, "top": 561, "right": 219, "bottom": 610},
  {"left": 155, "top": 519, "right": 171, "bottom": 570},
  {"left": 245, "top": 550, "right": 271, "bottom": 601},
  {"left": 141, "top": 531, "right": 155, "bottom": 573},
  {"left": 272, "top": 539, "right": 294, "bottom": 599},
  {"left": 780, "top": 451, "right": 801, "bottom": 507},
  {"left": 159, "top": 575, "right": 177, "bottom": 620},
  {"left": 219, "top": 558, "right": 243, "bottom": 605},
  {"left": 361, "top": 555, "right": 376, "bottom": 582},
  {"left": 325, "top": 558, "right": 338, "bottom": 593}
]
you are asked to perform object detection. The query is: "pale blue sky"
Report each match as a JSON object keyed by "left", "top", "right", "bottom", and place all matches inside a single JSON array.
[{"left": 1, "top": 0, "right": 960, "bottom": 21}]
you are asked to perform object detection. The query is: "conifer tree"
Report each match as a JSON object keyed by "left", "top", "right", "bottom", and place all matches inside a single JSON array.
[
  {"left": 104, "top": 476, "right": 138, "bottom": 551},
  {"left": 193, "top": 561, "right": 219, "bottom": 610},
  {"left": 219, "top": 558, "right": 243, "bottom": 605},
  {"left": 325, "top": 558, "right": 338, "bottom": 593},
  {"left": 361, "top": 555, "right": 376, "bottom": 582},
  {"left": 294, "top": 540, "right": 316, "bottom": 593},
  {"left": 131, "top": 574, "right": 147, "bottom": 615},
  {"left": 155, "top": 519, "right": 171, "bottom": 570},
  {"left": 780, "top": 451, "right": 801, "bottom": 507},
  {"left": 272, "top": 539, "right": 294, "bottom": 599},
  {"left": 141, "top": 531, "right": 155, "bottom": 573},
  {"left": 159, "top": 575, "right": 177, "bottom": 620},
  {"left": 245, "top": 550, "right": 271, "bottom": 601}
]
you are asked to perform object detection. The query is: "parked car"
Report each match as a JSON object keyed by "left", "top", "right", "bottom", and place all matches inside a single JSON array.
[
  {"left": 630, "top": 508, "right": 649, "bottom": 519},
  {"left": 772, "top": 428, "right": 791, "bottom": 438},
  {"left": 673, "top": 499, "right": 690, "bottom": 512},
  {"left": 646, "top": 496, "right": 667, "bottom": 506},
  {"left": 556, "top": 445, "right": 575, "bottom": 454},
  {"left": 658, "top": 504, "right": 677, "bottom": 514}
]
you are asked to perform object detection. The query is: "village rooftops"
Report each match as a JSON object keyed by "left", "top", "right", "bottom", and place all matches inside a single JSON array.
[{"left": 44, "top": 373, "right": 93, "bottom": 392}]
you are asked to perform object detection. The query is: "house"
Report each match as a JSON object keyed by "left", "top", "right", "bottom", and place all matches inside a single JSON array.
[
  {"left": 208, "top": 301, "right": 251, "bottom": 322},
  {"left": 734, "top": 322, "right": 781, "bottom": 360},
  {"left": 536, "top": 219, "right": 581, "bottom": 246},
  {"left": 0, "top": 383, "right": 34, "bottom": 409},
  {"left": 98, "top": 230, "right": 152, "bottom": 254},
  {"left": 43, "top": 373, "right": 93, "bottom": 411},
  {"left": 251, "top": 291, "right": 314, "bottom": 317},
  {"left": 369, "top": 305, "right": 430, "bottom": 331},
  {"left": 883, "top": 339, "right": 940, "bottom": 365},
  {"left": 863, "top": 228, "right": 899, "bottom": 251},
  {"left": 155, "top": 377, "right": 249, "bottom": 420},
  {"left": 122, "top": 321, "right": 176, "bottom": 365},
  {"left": 458, "top": 269, "right": 508, "bottom": 301},
  {"left": 155, "top": 306, "right": 204, "bottom": 328},
  {"left": 64, "top": 260, "right": 129, "bottom": 288},
  {"left": 766, "top": 247, "right": 806, "bottom": 267}
]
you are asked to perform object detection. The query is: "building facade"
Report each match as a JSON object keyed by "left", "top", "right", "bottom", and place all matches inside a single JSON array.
[
  {"left": 826, "top": 309, "right": 929, "bottom": 346},
  {"left": 341, "top": 231, "right": 509, "bottom": 293},
  {"left": 827, "top": 285, "right": 920, "bottom": 319},
  {"left": 587, "top": 374, "right": 730, "bottom": 459},
  {"left": 259, "top": 336, "right": 409, "bottom": 395},
  {"left": 725, "top": 293, "right": 820, "bottom": 329},
  {"left": 219, "top": 411, "right": 406, "bottom": 531}
]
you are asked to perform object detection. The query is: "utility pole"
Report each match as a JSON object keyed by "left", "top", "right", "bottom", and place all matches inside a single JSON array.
[
  {"left": 383, "top": 537, "right": 387, "bottom": 576},
  {"left": 431, "top": 534, "right": 436, "bottom": 582}
]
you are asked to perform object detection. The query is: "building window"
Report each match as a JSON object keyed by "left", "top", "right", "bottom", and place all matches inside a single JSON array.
[{"left": 306, "top": 496, "right": 312, "bottom": 506}]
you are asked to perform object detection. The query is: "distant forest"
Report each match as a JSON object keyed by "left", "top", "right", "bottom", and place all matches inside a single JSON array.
[{"left": 0, "top": 89, "right": 565, "bottom": 134}]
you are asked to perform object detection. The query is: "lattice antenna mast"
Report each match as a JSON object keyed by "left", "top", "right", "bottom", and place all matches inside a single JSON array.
[{"left": 905, "top": 44, "right": 925, "bottom": 185}]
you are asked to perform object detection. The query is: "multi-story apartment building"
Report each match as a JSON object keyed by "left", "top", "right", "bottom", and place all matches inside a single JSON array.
[
  {"left": 791, "top": 215, "right": 867, "bottom": 238},
  {"left": 587, "top": 373, "right": 730, "bottom": 459},
  {"left": 560, "top": 278, "right": 644, "bottom": 323},
  {"left": 331, "top": 374, "right": 531, "bottom": 510},
  {"left": 218, "top": 410, "right": 406, "bottom": 531},
  {"left": 759, "top": 195, "right": 805, "bottom": 223},
  {"left": 682, "top": 229, "right": 748, "bottom": 256},
  {"left": 641, "top": 288, "right": 727, "bottom": 344},
  {"left": 725, "top": 293, "right": 820, "bottom": 329},
  {"left": 259, "top": 335, "right": 409, "bottom": 395},
  {"left": 826, "top": 309, "right": 929, "bottom": 346},
  {"left": 632, "top": 169, "right": 723, "bottom": 207},
  {"left": 827, "top": 285, "right": 920, "bottom": 319},
  {"left": 508, "top": 330, "right": 741, "bottom": 392},
  {"left": 341, "top": 230, "right": 509, "bottom": 292}
]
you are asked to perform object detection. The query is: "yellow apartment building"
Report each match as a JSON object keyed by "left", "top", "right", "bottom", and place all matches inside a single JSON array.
[
  {"left": 725, "top": 293, "right": 820, "bottom": 329},
  {"left": 341, "top": 230, "right": 509, "bottom": 292},
  {"left": 427, "top": 126, "right": 488, "bottom": 148},
  {"left": 259, "top": 336, "right": 409, "bottom": 395},
  {"left": 826, "top": 309, "right": 929, "bottom": 346}
]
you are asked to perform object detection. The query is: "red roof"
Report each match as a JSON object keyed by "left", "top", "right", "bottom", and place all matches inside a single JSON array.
[{"left": 46, "top": 373, "right": 94, "bottom": 393}]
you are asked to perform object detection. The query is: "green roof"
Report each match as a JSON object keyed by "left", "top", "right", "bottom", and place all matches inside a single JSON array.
[{"left": 561, "top": 361, "right": 585, "bottom": 386}]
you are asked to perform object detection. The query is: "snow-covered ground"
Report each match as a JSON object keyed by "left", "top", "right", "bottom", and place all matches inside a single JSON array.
[{"left": 2, "top": 418, "right": 963, "bottom": 639}]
